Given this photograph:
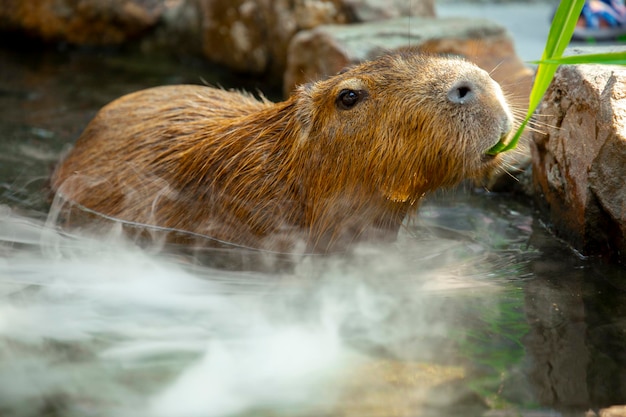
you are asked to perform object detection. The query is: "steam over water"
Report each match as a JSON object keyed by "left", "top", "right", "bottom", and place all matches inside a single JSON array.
[{"left": 0, "top": 196, "right": 535, "bottom": 417}]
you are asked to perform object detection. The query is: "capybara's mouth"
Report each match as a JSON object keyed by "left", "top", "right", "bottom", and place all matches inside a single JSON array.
[
  {"left": 481, "top": 152, "right": 498, "bottom": 163},
  {"left": 486, "top": 117, "right": 515, "bottom": 156},
  {"left": 486, "top": 128, "right": 514, "bottom": 157}
]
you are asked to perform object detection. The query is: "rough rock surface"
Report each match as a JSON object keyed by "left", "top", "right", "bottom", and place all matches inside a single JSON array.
[
  {"left": 344, "top": 0, "right": 435, "bottom": 21},
  {"left": 197, "top": 0, "right": 350, "bottom": 75},
  {"left": 283, "top": 17, "right": 531, "bottom": 96},
  {"left": 0, "top": 0, "right": 165, "bottom": 44},
  {"left": 531, "top": 59, "right": 626, "bottom": 263},
  {"left": 197, "top": 0, "right": 434, "bottom": 76},
  {"left": 283, "top": 16, "right": 534, "bottom": 190},
  {"left": 141, "top": 0, "right": 203, "bottom": 55},
  {"left": 0, "top": 0, "right": 435, "bottom": 74}
]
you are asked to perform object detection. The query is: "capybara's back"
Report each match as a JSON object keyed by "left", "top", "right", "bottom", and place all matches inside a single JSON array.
[{"left": 51, "top": 53, "right": 514, "bottom": 253}]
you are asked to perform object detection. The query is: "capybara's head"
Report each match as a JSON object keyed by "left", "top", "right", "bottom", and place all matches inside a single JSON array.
[{"left": 292, "top": 53, "right": 513, "bottom": 205}]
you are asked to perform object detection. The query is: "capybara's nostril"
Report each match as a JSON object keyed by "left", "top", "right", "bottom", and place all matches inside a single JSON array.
[{"left": 447, "top": 81, "right": 476, "bottom": 104}]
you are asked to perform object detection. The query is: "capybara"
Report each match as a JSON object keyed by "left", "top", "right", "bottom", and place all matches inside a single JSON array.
[{"left": 51, "top": 53, "right": 513, "bottom": 253}]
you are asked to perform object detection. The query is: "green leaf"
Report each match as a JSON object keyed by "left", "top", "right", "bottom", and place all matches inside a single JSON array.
[
  {"left": 487, "top": 119, "right": 528, "bottom": 155},
  {"left": 543, "top": 0, "right": 586, "bottom": 60},
  {"left": 487, "top": 0, "right": 585, "bottom": 155},
  {"left": 532, "top": 51, "right": 626, "bottom": 65}
]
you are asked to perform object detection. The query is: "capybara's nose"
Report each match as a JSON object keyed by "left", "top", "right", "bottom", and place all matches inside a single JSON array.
[{"left": 447, "top": 80, "right": 476, "bottom": 105}]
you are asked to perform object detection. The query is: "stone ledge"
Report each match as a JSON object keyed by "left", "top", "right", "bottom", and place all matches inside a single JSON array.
[
  {"left": 284, "top": 16, "right": 524, "bottom": 93},
  {"left": 531, "top": 47, "right": 626, "bottom": 263}
]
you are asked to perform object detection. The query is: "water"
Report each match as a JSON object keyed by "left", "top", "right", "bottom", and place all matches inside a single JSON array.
[{"left": 1, "top": 41, "right": 625, "bottom": 417}]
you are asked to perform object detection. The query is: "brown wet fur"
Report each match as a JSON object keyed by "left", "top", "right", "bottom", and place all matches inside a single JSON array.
[{"left": 51, "top": 52, "right": 513, "bottom": 254}]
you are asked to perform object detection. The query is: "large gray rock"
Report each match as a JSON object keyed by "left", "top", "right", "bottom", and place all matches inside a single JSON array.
[{"left": 531, "top": 52, "right": 626, "bottom": 263}]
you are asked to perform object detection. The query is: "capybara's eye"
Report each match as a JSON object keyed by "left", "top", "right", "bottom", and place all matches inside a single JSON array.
[{"left": 336, "top": 89, "right": 363, "bottom": 110}]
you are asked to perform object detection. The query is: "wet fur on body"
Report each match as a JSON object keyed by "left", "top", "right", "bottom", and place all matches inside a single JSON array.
[{"left": 51, "top": 53, "right": 513, "bottom": 253}]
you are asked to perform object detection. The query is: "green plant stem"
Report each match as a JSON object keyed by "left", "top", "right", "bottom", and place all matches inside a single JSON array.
[{"left": 487, "top": 0, "right": 586, "bottom": 155}]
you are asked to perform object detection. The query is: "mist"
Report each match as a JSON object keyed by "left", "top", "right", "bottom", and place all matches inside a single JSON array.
[{"left": 0, "top": 203, "right": 526, "bottom": 417}]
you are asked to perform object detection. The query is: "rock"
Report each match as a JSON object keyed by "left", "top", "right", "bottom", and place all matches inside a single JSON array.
[
  {"left": 0, "top": 0, "right": 165, "bottom": 44},
  {"left": 197, "top": 0, "right": 351, "bottom": 75},
  {"left": 284, "top": 17, "right": 532, "bottom": 95},
  {"left": 0, "top": 0, "right": 436, "bottom": 76},
  {"left": 191, "top": 0, "right": 436, "bottom": 75},
  {"left": 343, "top": 0, "right": 435, "bottom": 21},
  {"left": 531, "top": 49, "right": 626, "bottom": 263},
  {"left": 140, "top": 0, "right": 203, "bottom": 55},
  {"left": 283, "top": 16, "right": 534, "bottom": 190}
]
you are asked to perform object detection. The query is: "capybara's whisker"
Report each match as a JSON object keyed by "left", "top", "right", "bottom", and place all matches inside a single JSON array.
[
  {"left": 488, "top": 60, "right": 506, "bottom": 76},
  {"left": 499, "top": 162, "right": 523, "bottom": 182}
]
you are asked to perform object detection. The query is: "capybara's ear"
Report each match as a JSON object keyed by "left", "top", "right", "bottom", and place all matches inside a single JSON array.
[
  {"left": 294, "top": 83, "right": 314, "bottom": 140},
  {"left": 298, "top": 81, "right": 314, "bottom": 95},
  {"left": 337, "top": 65, "right": 354, "bottom": 75}
]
